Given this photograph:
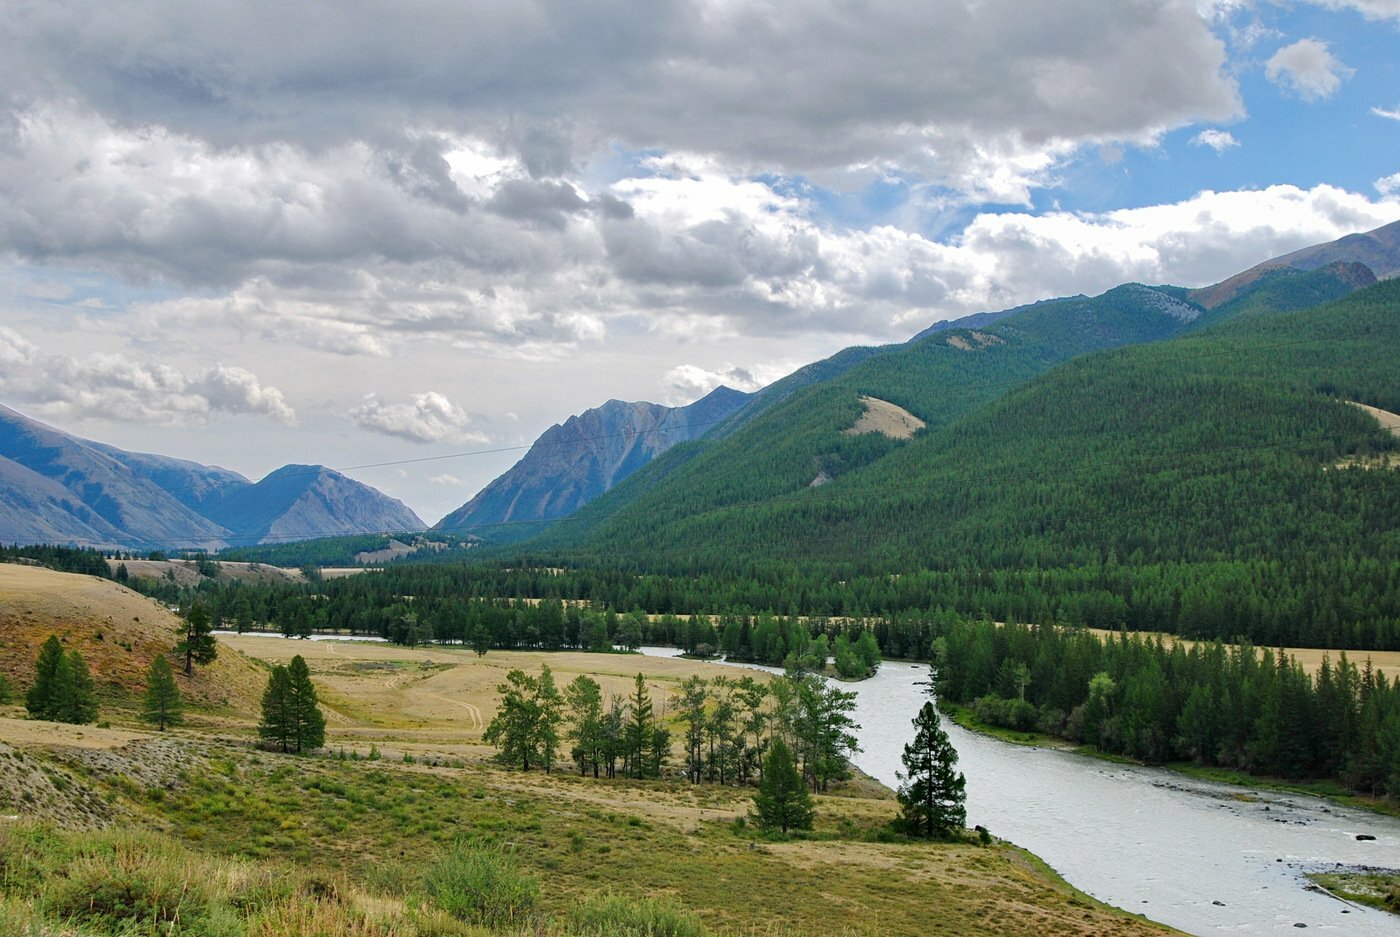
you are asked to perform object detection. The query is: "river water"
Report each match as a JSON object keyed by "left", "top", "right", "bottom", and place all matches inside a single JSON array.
[{"left": 640, "top": 648, "right": 1400, "bottom": 936}]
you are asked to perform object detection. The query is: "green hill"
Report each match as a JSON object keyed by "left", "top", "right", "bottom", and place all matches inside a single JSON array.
[{"left": 509, "top": 279, "right": 1400, "bottom": 648}]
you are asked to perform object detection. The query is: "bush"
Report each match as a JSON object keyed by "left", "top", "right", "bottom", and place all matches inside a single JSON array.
[
  {"left": 422, "top": 843, "right": 537, "bottom": 928},
  {"left": 566, "top": 893, "right": 708, "bottom": 937},
  {"left": 972, "top": 695, "right": 1038, "bottom": 732},
  {"left": 0, "top": 674, "right": 12, "bottom": 705}
]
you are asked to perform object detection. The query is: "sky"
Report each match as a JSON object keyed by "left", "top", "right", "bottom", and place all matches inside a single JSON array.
[{"left": 1, "top": 0, "right": 1398, "bottom": 525}]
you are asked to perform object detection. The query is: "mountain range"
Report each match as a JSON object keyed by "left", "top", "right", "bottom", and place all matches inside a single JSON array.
[
  {"left": 0, "top": 404, "right": 424, "bottom": 550},
  {"left": 446, "top": 220, "right": 1400, "bottom": 549}
]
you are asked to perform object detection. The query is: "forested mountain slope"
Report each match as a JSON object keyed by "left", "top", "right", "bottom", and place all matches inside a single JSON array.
[
  {"left": 520, "top": 262, "right": 1373, "bottom": 558},
  {"left": 516, "top": 281, "right": 1400, "bottom": 648}
]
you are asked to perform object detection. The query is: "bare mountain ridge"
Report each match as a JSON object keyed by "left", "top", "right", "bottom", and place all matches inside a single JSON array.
[
  {"left": 0, "top": 405, "right": 423, "bottom": 549},
  {"left": 433, "top": 385, "right": 751, "bottom": 533}
]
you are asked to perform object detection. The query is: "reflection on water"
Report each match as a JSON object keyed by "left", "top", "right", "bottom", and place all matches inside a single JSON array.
[{"left": 641, "top": 648, "right": 1400, "bottom": 936}]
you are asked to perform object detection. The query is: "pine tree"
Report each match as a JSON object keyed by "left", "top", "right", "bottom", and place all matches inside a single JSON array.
[
  {"left": 142, "top": 654, "right": 183, "bottom": 730},
  {"left": 286, "top": 655, "right": 326, "bottom": 752},
  {"left": 258, "top": 665, "right": 294, "bottom": 752},
  {"left": 176, "top": 602, "right": 218, "bottom": 676},
  {"left": 62, "top": 650, "right": 98, "bottom": 725},
  {"left": 897, "top": 701, "right": 966, "bottom": 839},
  {"left": 25, "top": 636, "right": 96, "bottom": 724},
  {"left": 26, "top": 635, "right": 66, "bottom": 720},
  {"left": 626, "top": 673, "right": 655, "bottom": 778},
  {"left": 753, "top": 737, "right": 814, "bottom": 834}
]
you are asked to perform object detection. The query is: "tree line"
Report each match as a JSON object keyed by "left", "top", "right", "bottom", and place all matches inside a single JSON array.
[{"left": 935, "top": 617, "right": 1400, "bottom": 797}]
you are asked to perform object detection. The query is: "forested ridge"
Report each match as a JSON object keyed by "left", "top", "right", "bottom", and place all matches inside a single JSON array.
[{"left": 491, "top": 280, "right": 1400, "bottom": 649}]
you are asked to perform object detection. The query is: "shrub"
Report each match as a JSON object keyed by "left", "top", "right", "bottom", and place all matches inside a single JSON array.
[
  {"left": 422, "top": 843, "right": 537, "bottom": 928},
  {"left": 566, "top": 893, "right": 708, "bottom": 937}
]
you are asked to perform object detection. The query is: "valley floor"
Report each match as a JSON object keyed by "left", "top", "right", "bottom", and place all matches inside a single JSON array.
[{"left": 0, "top": 637, "right": 1176, "bottom": 937}]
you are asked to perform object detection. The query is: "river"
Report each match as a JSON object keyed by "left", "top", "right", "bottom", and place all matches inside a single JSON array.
[{"left": 639, "top": 648, "right": 1400, "bottom": 936}]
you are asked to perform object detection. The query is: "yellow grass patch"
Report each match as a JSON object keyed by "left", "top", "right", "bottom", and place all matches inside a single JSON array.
[
  {"left": 1085, "top": 627, "right": 1400, "bottom": 683},
  {"left": 0, "top": 564, "right": 265, "bottom": 711},
  {"left": 843, "top": 396, "right": 926, "bottom": 440}
]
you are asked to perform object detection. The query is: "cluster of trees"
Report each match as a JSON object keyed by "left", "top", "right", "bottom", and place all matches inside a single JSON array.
[
  {"left": 257, "top": 655, "right": 325, "bottom": 753},
  {"left": 0, "top": 545, "right": 111, "bottom": 577},
  {"left": 936, "top": 617, "right": 1400, "bottom": 796},
  {"left": 485, "top": 668, "right": 667, "bottom": 779},
  {"left": 484, "top": 667, "right": 862, "bottom": 797},
  {"left": 25, "top": 636, "right": 96, "bottom": 724},
  {"left": 675, "top": 671, "right": 859, "bottom": 793}
]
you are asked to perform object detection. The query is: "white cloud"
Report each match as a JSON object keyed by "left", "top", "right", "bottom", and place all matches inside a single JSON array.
[
  {"left": 1377, "top": 173, "right": 1400, "bottom": 197},
  {"left": 1374, "top": 105, "right": 1400, "bottom": 121},
  {"left": 0, "top": 345, "right": 295, "bottom": 426},
  {"left": 350, "top": 392, "right": 490, "bottom": 445},
  {"left": 1190, "top": 129, "right": 1240, "bottom": 152},
  {"left": 661, "top": 362, "right": 796, "bottom": 405},
  {"left": 1304, "top": 0, "right": 1400, "bottom": 21},
  {"left": 429, "top": 473, "right": 469, "bottom": 486},
  {"left": 0, "top": 1, "right": 1240, "bottom": 189},
  {"left": 1265, "top": 39, "right": 1353, "bottom": 102}
]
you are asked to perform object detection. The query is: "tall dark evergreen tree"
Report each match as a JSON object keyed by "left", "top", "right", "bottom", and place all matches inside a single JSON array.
[
  {"left": 142, "top": 654, "right": 183, "bottom": 730},
  {"left": 286, "top": 654, "right": 326, "bottom": 752},
  {"left": 897, "top": 701, "right": 966, "bottom": 839},
  {"left": 60, "top": 650, "right": 98, "bottom": 725},
  {"left": 753, "top": 736, "right": 814, "bottom": 834},
  {"left": 25, "top": 635, "right": 66, "bottom": 720},
  {"left": 26, "top": 636, "right": 96, "bottom": 724},
  {"left": 258, "top": 664, "right": 294, "bottom": 752},
  {"left": 176, "top": 601, "right": 218, "bottom": 676}
]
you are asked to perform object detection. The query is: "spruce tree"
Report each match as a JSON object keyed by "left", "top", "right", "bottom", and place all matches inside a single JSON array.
[
  {"left": 142, "top": 654, "right": 183, "bottom": 731},
  {"left": 753, "top": 736, "right": 814, "bottom": 834},
  {"left": 258, "top": 665, "right": 293, "bottom": 752},
  {"left": 897, "top": 701, "right": 966, "bottom": 839},
  {"left": 286, "top": 655, "right": 326, "bottom": 752}
]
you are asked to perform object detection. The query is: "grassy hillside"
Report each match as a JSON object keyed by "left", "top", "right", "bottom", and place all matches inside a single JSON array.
[{"left": 0, "top": 564, "right": 264, "bottom": 712}]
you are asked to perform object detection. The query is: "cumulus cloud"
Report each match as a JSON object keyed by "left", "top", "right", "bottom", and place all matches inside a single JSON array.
[
  {"left": 1374, "top": 105, "right": 1400, "bottom": 121},
  {"left": 1304, "top": 0, "right": 1400, "bottom": 20},
  {"left": 0, "top": 343, "right": 295, "bottom": 425},
  {"left": 1265, "top": 39, "right": 1353, "bottom": 102},
  {"left": 0, "top": 1, "right": 1238, "bottom": 187},
  {"left": 429, "top": 473, "right": 470, "bottom": 486},
  {"left": 1377, "top": 173, "right": 1400, "bottom": 197},
  {"left": 1190, "top": 129, "right": 1240, "bottom": 152},
  {"left": 661, "top": 362, "right": 791, "bottom": 404},
  {"left": 350, "top": 391, "right": 490, "bottom": 444}
]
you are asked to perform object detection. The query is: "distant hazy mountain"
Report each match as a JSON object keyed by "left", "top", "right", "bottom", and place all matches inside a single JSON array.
[
  {"left": 203, "top": 464, "right": 424, "bottom": 546},
  {"left": 433, "top": 386, "right": 751, "bottom": 534},
  {"left": 0, "top": 405, "right": 424, "bottom": 549}
]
